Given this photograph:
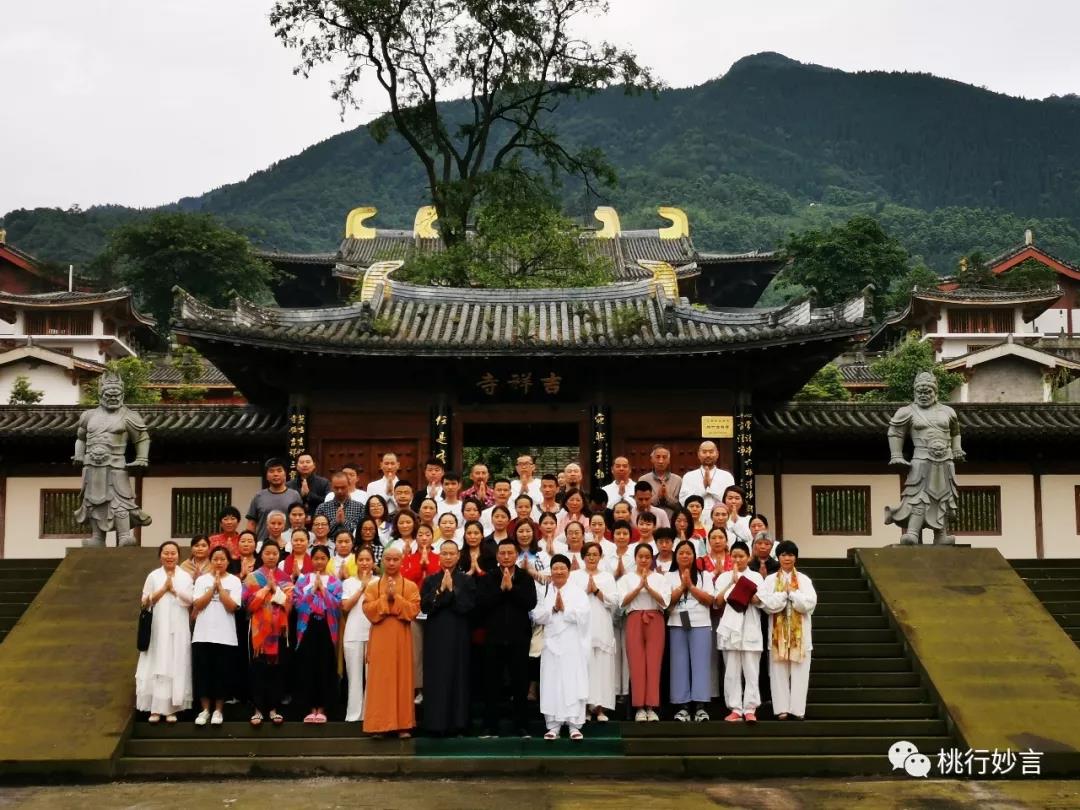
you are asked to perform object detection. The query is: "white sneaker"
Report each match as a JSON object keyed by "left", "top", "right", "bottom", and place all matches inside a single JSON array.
[
  {"left": 646, "top": 709, "right": 660, "bottom": 722},
  {"left": 674, "top": 709, "right": 691, "bottom": 722},
  {"left": 694, "top": 708, "right": 710, "bottom": 722},
  {"left": 595, "top": 711, "right": 609, "bottom": 723},
  {"left": 634, "top": 709, "right": 648, "bottom": 722},
  {"left": 194, "top": 710, "right": 210, "bottom": 726},
  {"left": 211, "top": 710, "right": 224, "bottom": 726},
  {"left": 414, "top": 692, "right": 424, "bottom": 706}
]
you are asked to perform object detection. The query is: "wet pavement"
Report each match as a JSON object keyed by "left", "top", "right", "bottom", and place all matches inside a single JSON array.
[{"left": 0, "top": 777, "right": 1077, "bottom": 809}]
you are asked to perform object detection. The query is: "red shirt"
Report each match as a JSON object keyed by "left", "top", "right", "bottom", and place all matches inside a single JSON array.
[
  {"left": 401, "top": 548, "right": 441, "bottom": 585},
  {"left": 209, "top": 532, "right": 240, "bottom": 559}
]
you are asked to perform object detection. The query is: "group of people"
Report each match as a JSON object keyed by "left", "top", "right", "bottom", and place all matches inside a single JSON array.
[{"left": 134, "top": 442, "right": 817, "bottom": 739}]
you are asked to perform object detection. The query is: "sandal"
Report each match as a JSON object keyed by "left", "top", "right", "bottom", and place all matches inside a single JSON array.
[
  {"left": 314, "top": 712, "right": 328, "bottom": 724},
  {"left": 543, "top": 730, "right": 559, "bottom": 740},
  {"left": 398, "top": 731, "right": 412, "bottom": 739},
  {"left": 270, "top": 711, "right": 285, "bottom": 725},
  {"left": 148, "top": 714, "right": 161, "bottom": 724},
  {"left": 165, "top": 714, "right": 178, "bottom": 724},
  {"left": 569, "top": 729, "right": 583, "bottom": 741},
  {"left": 250, "top": 711, "right": 264, "bottom": 726}
]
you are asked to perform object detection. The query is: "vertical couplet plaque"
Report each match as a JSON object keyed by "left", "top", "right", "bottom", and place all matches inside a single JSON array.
[{"left": 590, "top": 405, "right": 612, "bottom": 488}]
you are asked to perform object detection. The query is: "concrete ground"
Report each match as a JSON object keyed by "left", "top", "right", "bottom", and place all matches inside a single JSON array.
[{"left": 0, "top": 778, "right": 1078, "bottom": 809}]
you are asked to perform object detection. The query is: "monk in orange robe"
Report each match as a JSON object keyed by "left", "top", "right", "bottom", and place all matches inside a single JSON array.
[{"left": 362, "top": 546, "right": 421, "bottom": 737}]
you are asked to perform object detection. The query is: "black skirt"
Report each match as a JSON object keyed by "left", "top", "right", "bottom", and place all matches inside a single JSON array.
[
  {"left": 193, "top": 641, "right": 235, "bottom": 701},
  {"left": 295, "top": 615, "right": 339, "bottom": 711}
]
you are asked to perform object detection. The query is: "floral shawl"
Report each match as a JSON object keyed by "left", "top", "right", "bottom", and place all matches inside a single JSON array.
[{"left": 243, "top": 566, "right": 291, "bottom": 662}]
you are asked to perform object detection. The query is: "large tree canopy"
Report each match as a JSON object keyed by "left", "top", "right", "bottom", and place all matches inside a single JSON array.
[
  {"left": 270, "top": 0, "right": 658, "bottom": 247},
  {"left": 783, "top": 215, "right": 910, "bottom": 318},
  {"left": 93, "top": 212, "right": 278, "bottom": 332}
]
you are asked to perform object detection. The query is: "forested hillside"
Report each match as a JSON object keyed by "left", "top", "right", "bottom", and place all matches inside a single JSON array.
[{"left": 6, "top": 52, "right": 1080, "bottom": 271}]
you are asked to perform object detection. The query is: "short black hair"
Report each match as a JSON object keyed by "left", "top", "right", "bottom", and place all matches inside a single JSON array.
[
  {"left": 265, "top": 457, "right": 287, "bottom": 472},
  {"left": 394, "top": 480, "right": 413, "bottom": 491},
  {"left": 443, "top": 471, "right": 460, "bottom": 483},
  {"left": 654, "top": 526, "right": 676, "bottom": 541},
  {"left": 634, "top": 481, "right": 653, "bottom": 494},
  {"left": 612, "top": 520, "right": 632, "bottom": 534},
  {"left": 541, "top": 473, "right": 558, "bottom": 483},
  {"left": 636, "top": 511, "right": 658, "bottom": 526},
  {"left": 589, "top": 489, "right": 609, "bottom": 505},
  {"left": 425, "top": 457, "right": 445, "bottom": 469},
  {"left": 684, "top": 494, "right": 705, "bottom": 508},
  {"left": 217, "top": 505, "right": 242, "bottom": 522},
  {"left": 775, "top": 540, "right": 799, "bottom": 558},
  {"left": 341, "top": 462, "right": 359, "bottom": 474},
  {"left": 493, "top": 477, "right": 511, "bottom": 487}
]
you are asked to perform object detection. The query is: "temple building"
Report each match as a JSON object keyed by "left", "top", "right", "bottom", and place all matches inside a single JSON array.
[
  {"left": 3, "top": 208, "right": 1080, "bottom": 561},
  {"left": 0, "top": 288, "right": 157, "bottom": 405}
]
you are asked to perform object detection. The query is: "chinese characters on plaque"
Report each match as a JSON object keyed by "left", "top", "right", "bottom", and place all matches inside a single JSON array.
[
  {"left": 430, "top": 405, "right": 453, "bottom": 469},
  {"left": 734, "top": 410, "right": 754, "bottom": 513},
  {"left": 590, "top": 405, "right": 612, "bottom": 486},
  {"left": 287, "top": 406, "right": 308, "bottom": 479},
  {"left": 473, "top": 370, "right": 565, "bottom": 401}
]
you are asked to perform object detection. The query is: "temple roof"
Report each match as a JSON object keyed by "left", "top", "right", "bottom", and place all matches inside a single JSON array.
[
  {"left": 755, "top": 401, "right": 1080, "bottom": 440},
  {"left": 146, "top": 357, "right": 234, "bottom": 387},
  {"left": 0, "top": 404, "right": 284, "bottom": 441},
  {"left": 0, "top": 287, "right": 156, "bottom": 327},
  {"left": 172, "top": 274, "right": 870, "bottom": 358}
]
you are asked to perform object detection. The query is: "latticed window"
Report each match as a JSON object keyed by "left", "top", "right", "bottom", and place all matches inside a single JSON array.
[
  {"left": 25, "top": 310, "right": 93, "bottom": 335},
  {"left": 812, "top": 486, "right": 871, "bottom": 535},
  {"left": 40, "top": 489, "right": 89, "bottom": 537},
  {"left": 171, "top": 488, "right": 231, "bottom": 538},
  {"left": 946, "top": 308, "right": 1013, "bottom": 334},
  {"left": 952, "top": 486, "right": 1001, "bottom": 535}
]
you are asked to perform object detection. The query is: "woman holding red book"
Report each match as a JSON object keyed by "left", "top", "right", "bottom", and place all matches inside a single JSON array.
[{"left": 714, "top": 540, "right": 765, "bottom": 723}]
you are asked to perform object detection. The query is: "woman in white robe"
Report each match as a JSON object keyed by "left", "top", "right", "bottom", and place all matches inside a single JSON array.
[
  {"left": 714, "top": 540, "right": 765, "bottom": 723},
  {"left": 136, "top": 540, "right": 194, "bottom": 722},
  {"left": 758, "top": 540, "right": 817, "bottom": 720},
  {"left": 568, "top": 542, "right": 618, "bottom": 721},
  {"left": 532, "top": 555, "right": 591, "bottom": 740},
  {"left": 340, "top": 546, "right": 380, "bottom": 722}
]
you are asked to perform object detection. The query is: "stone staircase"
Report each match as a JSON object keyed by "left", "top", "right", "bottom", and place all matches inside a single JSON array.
[
  {"left": 117, "top": 557, "right": 954, "bottom": 778},
  {"left": 1011, "top": 559, "right": 1080, "bottom": 647},
  {"left": 0, "top": 559, "right": 60, "bottom": 645}
]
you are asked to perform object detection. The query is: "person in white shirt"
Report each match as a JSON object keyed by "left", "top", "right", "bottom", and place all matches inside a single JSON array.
[
  {"left": 365, "top": 453, "right": 401, "bottom": 513},
  {"left": 723, "top": 485, "right": 753, "bottom": 543},
  {"left": 436, "top": 472, "right": 464, "bottom": 518},
  {"left": 602, "top": 520, "right": 636, "bottom": 699},
  {"left": 415, "top": 458, "right": 446, "bottom": 506},
  {"left": 136, "top": 541, "right": 193, "bottom": 723},
  {"left": 340, "top": 547, "right": 379, "bottom": 722},
  {"left": 617, "top": 543, "right": 671, "bottom": 722},
  {"left": 757, "top": 540, "right": 817, "bottom": 721},
  {"left": 652, "top": 526, "right": 676, "bottom": 574},
  {"left": 569, "top": 543, "right": 618, "bottom": 722},
  {"left": 715, "top": 540, "right": 766, "bottom": 723},
  {"left": 532, "top": 555, "right": 591, "bottom": 740},
  {"left": 480, "top": 479, "right": 514, "bottom": 534},
  {"left": 680, "top": 441, "right": 735, "bottom": 517},
  {"left": 191, "top": 546, "right": 241, "bottom": 726},
  {"left": 630, "top": 481, "right": 670, "bottom": 528},
  {"left": 416, "top": 497, "right": 440, "bottom": 532},
  {"left": 509, "top": 454, "right": 544, "bottom": 503},
  {"left": 540, "top": 512, "right": 569, "bottom": 556},
  {"left": 665, "top": 540, "right": 717, "bottom": 723},
  {"left": 586, "top": 513, "right": 616, "bottom": 560},
  {"left": 602, "top": 456, "right": 636, "bottom": 508},
  {"left": 536, "top": 475, "right": 565, "bottom": 521}
]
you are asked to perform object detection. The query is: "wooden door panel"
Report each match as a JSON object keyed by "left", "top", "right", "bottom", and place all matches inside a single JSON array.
[
  {"left": 320, "top": 440, "right": 419, "bottom": 489},
  {"left": 621, "top": 438, "right": 731, "bottom": 480}
]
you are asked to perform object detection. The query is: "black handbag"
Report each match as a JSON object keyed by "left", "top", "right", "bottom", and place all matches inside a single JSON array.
[{"left": 137, "top": 606, "right": 153, "bottom": 651}]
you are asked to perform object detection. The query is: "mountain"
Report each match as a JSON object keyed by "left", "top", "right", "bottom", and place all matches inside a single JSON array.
[{"left": 5, "top": 52, "right": 1080, "bottom": 272}]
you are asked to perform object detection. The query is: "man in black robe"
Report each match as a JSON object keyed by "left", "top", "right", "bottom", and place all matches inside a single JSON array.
[
  {"left": 477, "top": 539, "right": 537, "bottom": 737},
  {"left": 420, "top": 540, "right": 477, "bottom": 736}
]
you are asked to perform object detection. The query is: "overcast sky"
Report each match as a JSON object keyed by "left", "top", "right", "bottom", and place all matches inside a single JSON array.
[{"left": 3, "top": 0, "right": 1079, "bottom": 214}]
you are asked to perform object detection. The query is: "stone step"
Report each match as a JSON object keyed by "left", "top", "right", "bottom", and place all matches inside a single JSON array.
[
  {"left": 812, "top": 657, "right": 914, "bottom": 672},
  {"left": 812, "top": 643, "right": 904, "bottom": 658},
  {"left": 115, "top": 752, "right": 895, "bottom": 778},
  {"left": 1011, "top": 559, "right": 1080, "bottom": 568},
  {"left": 813, "top": 615, "right": 889, "bottom": 630},
  {"left": 1015, "top": 570, "right": 1080, "bottom": 580},
  {"left": 814, "top": 603, "right": 882, "bottom": 616},
  {"left": 124, "top": 733, "right": 950, "bottom": 759},
  {"left": 806, "top": 687, "right": 927, "bottom": 703},
  {"left": 813, "top": 629, "right": 899, "bottom": 644},
  {"left": 1026, "top": 580, "right": 1080, "bottom": 592},
  {"left": 808, "top": 672, "right": 921, "bottom": 688},
  {"left": 0, "top": 570, "right": 56, "bottom": 581},
  {"left": 815, "top": 591, "right": 874, "bottom": 603},
  {"left": 0, "top": 605, "right": 28, "bottom": 619},
  {"left": 0, "top": 583, "right": 52, "bottom": 596},
  {"left": 0, "top": 559, "right": 61, "bottom": 570}
]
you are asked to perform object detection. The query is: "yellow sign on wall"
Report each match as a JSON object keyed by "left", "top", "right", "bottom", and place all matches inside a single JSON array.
[{"left": 701, "top": 415, "right": 733, "bottom": 438}]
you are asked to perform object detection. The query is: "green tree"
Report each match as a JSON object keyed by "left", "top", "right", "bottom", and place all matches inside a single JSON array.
[
  {"left": 885, "top": 262, "right": 940, "bottom": 313},
  {"left": 397, "top": 169, "right": 612, "bottom": 288},
  {"left": 270, "top": 0, "right": 658, "bottom": 248},
  {"left": 994, "top": 257, "right": 1058, "bottom": 290},
  {"left": 92, "top": 212, "right": 278, "bottom": 332},
  {"left": 81, "top": 357, "right": 162, "bottom": 406},
  {"left": 862, "top": 332, "right": 963, "bottom": 401},
  {"left": 164, "top": 344, "right": 208, "bottom": 403},
  {"left": 8, "top": 375, "right": 44, "bottom": 405},
  {"left": 784, "top": 215, "right": 910, "bottom": 317},
  {"left": 793, "top": 363, "right": 850, "bottom": 401}
]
